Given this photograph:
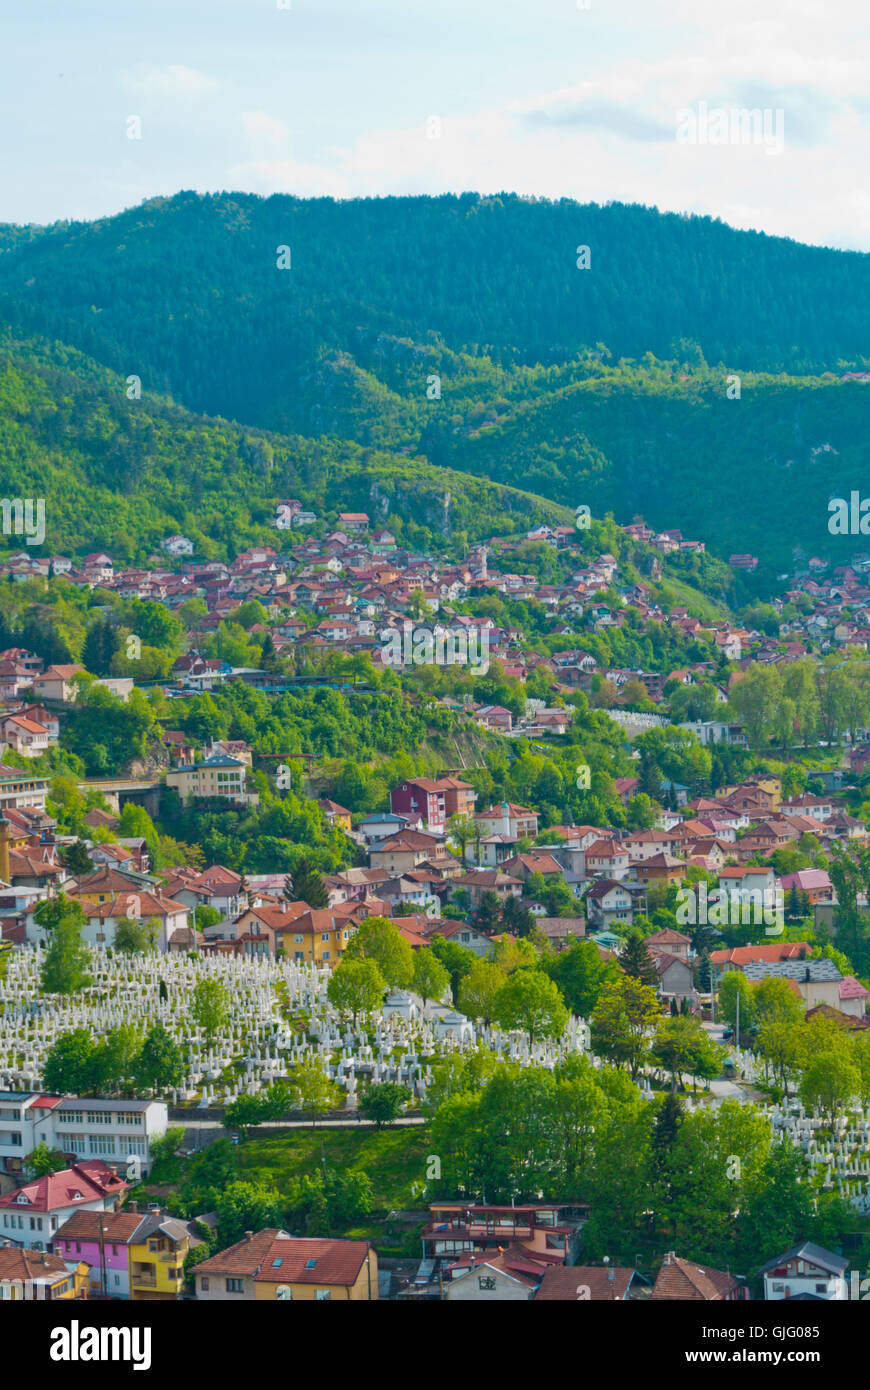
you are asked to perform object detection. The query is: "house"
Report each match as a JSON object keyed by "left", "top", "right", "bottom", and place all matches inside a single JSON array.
[
  {"left": 422, "top": 1203, "right": 578, "bottom": 1263},
  {"left": 473, "top": 705, "right": 514, "bottom": 733},
  {"left": 585, "top": 880, "right": 635, "bottom": 929},
  {"left": 500, "top": 852, "right": 565, "bottom": 885},
  {"left": 451, "top": 869, "right": 523, "bottom": 909},
  {"left": 357, "top": 812, "right": 412, "bottom": 845},
  {"left": 165, "top": 754, "right": 258, "bottom": 808},
  {"left": 128, "top": 1208, "right": 203, "bottom": 1300},
  {"left": 708, "top": 943, "right": 811, "bottom": 984},
  {"left": 52, "top": 1207, "right": 145, "bottom": 1299},
  {"left": 368, "top": 831, "right": 453, "bottom": 877},
  {"left": 536, "top": 1263, "right": 646, "bottom": 1301},
  {"left": 160, "top": 535, "right": 194, "bottom": 557},
  {"left": 474, "top": 802, "right": 538, "bottom": 844},
  {"left": 779, "top": 869, "right": 834, "bottom": 905},
  {"left": 646, "top": 927, "right": 692, "bottom": 959},
  {"left": 741, "top": 959, "right": 844, "bottom": 1010},
  {"left": 58, "top": 890, "right": 192, "bottom": 954},
  {"left": 583, "top": 838, "right": 630, "bottom": 879},
  {"left": 0, "top": 1162, "right": 128, "bottom": 1250},
  {"left": 632, "top": 852, "right": 686, "bottom": 886},
  {"left": 390, "top": 776, "right": 476, "bottom": 834},
  {"left": 651, "top": 1251, "right": 745, "bottom": 1300},
  {"left": 759, "top": 1242, "right": 849, "bottom": 1301},
  {"left": 0, "top": 714, "right": 53, "bottom": 758},
  {"left": 424, "top": 920, "right": 496, "bottom": 958},
  {"left": 31, "top": 665, "right": 85, "bottom": 704},
  {"left": 534, "top": 917, "right": 586, "bottom": 949},
  {"left": 0, "top": 1245, "right": 89, "bottom": 1300},
  {"left": 654, "top": 953, "right": 698, "bottom": 1009},
  {"left": 194, "top": 1229, "right": 378, "bottom": 1300},
  {"left": 270, "top": 907, "right": 363, "bottom": 966},
  {"left": 390, "top": 778, "right": 449, "bottom": 833},
  {"left": 838, "top": 976, "right": 870, "bottom": 1018},
  {"left": 443, "top": 1253, "right": 540, "bottom": 1301},
  {"left": 316, "top": 800, "right": 353, "bottom": 832}
]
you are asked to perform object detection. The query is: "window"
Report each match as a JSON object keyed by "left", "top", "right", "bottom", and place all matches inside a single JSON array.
[
  {"left": 226, "top": 1278, "right": 244, "bottom": 1293},
  {"left": 815, "top": 1283, "right": 827, "bottom": 1293},
  {"left": 89, "top": 1135, "right": 116, "bottom": 1157},
  {"left": 320, "top": 933, "right": 330, "bottom": 943},
  {"left": 478, "top": 1276, "right": 496, "bottom": 1290},
  {"left": 322, "top": 951, "right": 331, "bottom": 961},
  {"left": 201, "top": 1277, "right": 209, "bottom": 1291},
  {"left": 294, "top": 934, "right": 304, "bottom": 944},
  {"left": 315, "top": 1289, "right": 330, "bottom": 1301}
]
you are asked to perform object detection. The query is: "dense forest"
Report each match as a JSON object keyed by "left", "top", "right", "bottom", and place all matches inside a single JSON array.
[
  {"left": 1, "top": 191, "right": 870, "bottom": 573},
  {"left": 0, "top": 333, "right": 567, "bottom": 561}
]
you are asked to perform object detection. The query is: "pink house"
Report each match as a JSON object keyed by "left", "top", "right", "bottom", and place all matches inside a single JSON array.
[{"left": 53, "top": 1206, "right": 144, "bottom": 1298}]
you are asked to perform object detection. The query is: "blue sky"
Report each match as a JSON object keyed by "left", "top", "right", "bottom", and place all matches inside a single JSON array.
[{"left": 2, "top": 0, "right": 867, "bottom": 250}]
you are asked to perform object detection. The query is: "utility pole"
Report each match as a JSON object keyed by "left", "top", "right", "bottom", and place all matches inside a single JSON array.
[
  {"left": 735, "top": 987, "right": 740, "bottom": 1051},
  {"left": 98, "top": 1212, "right": 107, "bottom": 1299}
]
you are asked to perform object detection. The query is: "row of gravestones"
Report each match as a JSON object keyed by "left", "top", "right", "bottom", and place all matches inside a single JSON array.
[{"left": 0, "top": 943, "right": 591, "bottom": 1107}]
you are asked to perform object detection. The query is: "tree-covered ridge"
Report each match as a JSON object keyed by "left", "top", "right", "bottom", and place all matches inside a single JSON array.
[
  {"left": 2, "top": 191, "right": 870, "bottom": 395},
  {"left": 1, "top": 191, "right": 869, "bottom": 572},
  {"left": 0, "top": 332, "right": 570, "bottom": 562}
]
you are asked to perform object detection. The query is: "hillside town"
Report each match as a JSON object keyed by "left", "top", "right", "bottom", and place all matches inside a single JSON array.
[{"left": 2, "top": 507, "right": 870, "bottom": 1304}]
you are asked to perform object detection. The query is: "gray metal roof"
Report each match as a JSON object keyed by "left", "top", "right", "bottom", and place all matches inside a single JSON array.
[{"left": 742, "top": 960, "right": 842, "bottom": 982}]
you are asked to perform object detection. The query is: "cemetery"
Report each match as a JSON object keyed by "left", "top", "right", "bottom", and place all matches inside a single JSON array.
[{"left": 0, "top": 944, "right": 590, "bottom": 1117}]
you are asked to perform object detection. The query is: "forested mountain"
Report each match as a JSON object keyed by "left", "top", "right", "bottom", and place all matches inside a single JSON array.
[
  {"left": 0, "top": 333, "right": 567, "bottom": 562},
  {"left": 1, "top": 190, "right": 869, "bottom": 572}
]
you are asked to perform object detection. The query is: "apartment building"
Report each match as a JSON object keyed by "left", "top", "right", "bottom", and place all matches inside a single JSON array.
[{"left": 0, "top": 1093, "right": 167, "bottom": 1179}]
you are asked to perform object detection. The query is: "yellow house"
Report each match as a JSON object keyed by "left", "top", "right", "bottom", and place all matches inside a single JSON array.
[
  {"left": 317, "top": 800, "right": 353, "bottom": 833},
  {"left": 232, "top": 905, "right": 363, "bottom": 966},
  {"left": 194, "top": 1229, "right": 378, "bottom": 1301},
  {"left": 128, "top": 1212, "right": 202, "bottom": 1301}
]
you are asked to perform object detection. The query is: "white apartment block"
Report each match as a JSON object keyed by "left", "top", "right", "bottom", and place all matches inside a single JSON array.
[{"left": 0, "top": 1092, "right": 168, "bottom": 1180}]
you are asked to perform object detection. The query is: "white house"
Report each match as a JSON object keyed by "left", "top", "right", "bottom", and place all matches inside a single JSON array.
[
  {"left": 759, "top": 1242, "right": 849, "bottom": 1301},
  {"left": 161, "top": 535, "right": 194, "bottom": 557},
  {"left": 0, "top": 1160, "right": 129, "bottom": 1250}
]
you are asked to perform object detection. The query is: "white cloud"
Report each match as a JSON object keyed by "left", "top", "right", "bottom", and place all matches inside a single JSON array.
[
  {"left": 228, "top": 39, "right": 870, "bottom": 248},
  {"left": 122, "top": 65, "right": 219, "bottom": 100}
]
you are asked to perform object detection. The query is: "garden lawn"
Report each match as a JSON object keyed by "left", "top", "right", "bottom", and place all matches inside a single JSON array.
[{"left": 236, "top": 1123, "right": 433, "bottom": 1211}]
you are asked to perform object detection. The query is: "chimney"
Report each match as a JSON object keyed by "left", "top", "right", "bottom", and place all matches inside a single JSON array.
[
  {"left": 128, "top": 1200, "right": 138, "bottom": 1214},
  {"left": 245, "top": 1231, "right": 254, "bottom": 1242}
]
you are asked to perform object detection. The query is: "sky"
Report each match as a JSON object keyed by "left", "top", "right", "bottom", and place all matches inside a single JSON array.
[{"left": 2, "top": 0, "right": 868, "bottom": 251}]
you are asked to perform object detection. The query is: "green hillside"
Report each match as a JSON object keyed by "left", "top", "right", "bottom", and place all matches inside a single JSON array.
[
  {"left": 1, "top": 190, "right": 870, "bottom": 574},
  {"left": 0, "top": 332, "right": 570, "bottom": 563}
]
